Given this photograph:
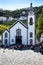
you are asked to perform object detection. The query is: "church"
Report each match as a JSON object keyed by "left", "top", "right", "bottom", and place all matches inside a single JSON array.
[{"left": 2, "top": 3, "right": 36, "bottom": 47}]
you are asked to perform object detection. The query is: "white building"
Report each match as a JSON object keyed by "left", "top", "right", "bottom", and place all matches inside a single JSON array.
[
  {"left": 7, "top": 16, "right": 14, "bottom": 22},
  {"left": 19, "top": 16, "right": 27, "bottom": 20},
  {"left": 2, "top": 3, "right": 36, "bottom": 46},
  {"left": 0, "top": 17, "right": 7, "bottom": 22}
]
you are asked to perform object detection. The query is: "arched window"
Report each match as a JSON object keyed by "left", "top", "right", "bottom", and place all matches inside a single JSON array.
[
  {"left": 16, "top": 29, "right": 21, "bottom": 36},
  {"left": 5, "top": 32, "right": 8, "bottom": 37},
  {"left": 29, "top": 18, "right": 33, "bottom": 25},
  {"left": 5, "top": 39, "right": 8, "bottom": 44},
  {"left": 12, "top": 39, "right": 14, "bottom": 42},
  {"left": 30, "top": 39, "right": 33, "bottom": 44},
  {"left": 30, "top": 32, "right": 33, "bottom": 37}
]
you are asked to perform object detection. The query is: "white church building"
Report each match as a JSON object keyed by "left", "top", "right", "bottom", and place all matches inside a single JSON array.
[{"left": 2, "top": 3, "right": 36, "bottom": 46}]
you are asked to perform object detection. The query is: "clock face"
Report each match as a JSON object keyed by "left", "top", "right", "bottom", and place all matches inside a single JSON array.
[
  {"left": 29, "top": 11, "right": 34, "bottom": 15},
  {"left": 30, "top": 11, "right": 33, "bottom": 14}
]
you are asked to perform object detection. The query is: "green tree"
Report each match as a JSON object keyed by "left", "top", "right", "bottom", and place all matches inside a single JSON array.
[{"left": 36, "top": 8, "right": 43, "bottom": 39}]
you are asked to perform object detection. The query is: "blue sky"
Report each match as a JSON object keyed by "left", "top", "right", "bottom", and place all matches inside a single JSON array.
[{"left": 0, "top": 0, "right": 43, "bottom": 10}]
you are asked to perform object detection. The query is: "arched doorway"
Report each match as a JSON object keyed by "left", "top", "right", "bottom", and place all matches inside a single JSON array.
[{"left": 15, "top": 29, "right": 22, "bottom": 44}]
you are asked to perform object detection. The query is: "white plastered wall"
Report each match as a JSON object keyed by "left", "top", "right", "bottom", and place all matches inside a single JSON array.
[
  {"left": 10, "top": 22, "right": 27, "bottom": 45},
  {"left": 28, "top": 14, "right": 35, "bottom": 45}
]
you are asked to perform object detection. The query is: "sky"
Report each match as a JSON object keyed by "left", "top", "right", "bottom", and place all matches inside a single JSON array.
[{"left": 0, "top": 0, "right": 43, "bottom": 10}]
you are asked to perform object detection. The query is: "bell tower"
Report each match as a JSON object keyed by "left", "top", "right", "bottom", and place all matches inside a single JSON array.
[{"left": 27, "top": 3, "right": 35, "bottom": 45}]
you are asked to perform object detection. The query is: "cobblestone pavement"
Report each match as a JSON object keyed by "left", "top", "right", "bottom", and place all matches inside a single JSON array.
[{"left": 0, "top": 48, "right": 43, "bottom": 65}]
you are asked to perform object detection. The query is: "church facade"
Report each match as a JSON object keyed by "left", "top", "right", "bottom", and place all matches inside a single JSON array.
[{"left": 2, "top": 3, "right": 36, "bottom": 46}]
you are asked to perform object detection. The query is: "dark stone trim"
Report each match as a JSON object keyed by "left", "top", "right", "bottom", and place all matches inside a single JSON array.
[
  {"left": 9, "top": 30, "right": 10, "bottom": 46},
  {"left": 9, "top": 20, "right": 27, "bottom": 29},
  {"left": 2, "top": 29, "right": 9, "bottom": 34},
  {"left": 27, "top": 15, "right": 28, "bottom": 45}
]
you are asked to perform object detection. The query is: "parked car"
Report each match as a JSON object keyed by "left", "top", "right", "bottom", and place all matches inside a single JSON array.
[
  {"left": 9, "top": 46, "right": 14, "bottom": 49},
  {"left": 40, "top": 45, "right": 43, "bottom": 54},
  {"left": 31, "top": 45, "right": 35, "bottom": 50},
  {"left": 14, "top": 44, "right": 23, "bottom": 50},
  {"left": 40, "top": 43, "right": 43, "bottom": 54}
]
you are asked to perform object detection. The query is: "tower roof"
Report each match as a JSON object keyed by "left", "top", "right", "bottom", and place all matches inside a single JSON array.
[
  {"left": 28, "top": 3, "right": 34, "bottom": 15},
  {"left": 29, "top": 3, "right": 33, "bottom": 11},
  {"left": 30, "top": 3, "right": 32, "bottom": 8}
]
